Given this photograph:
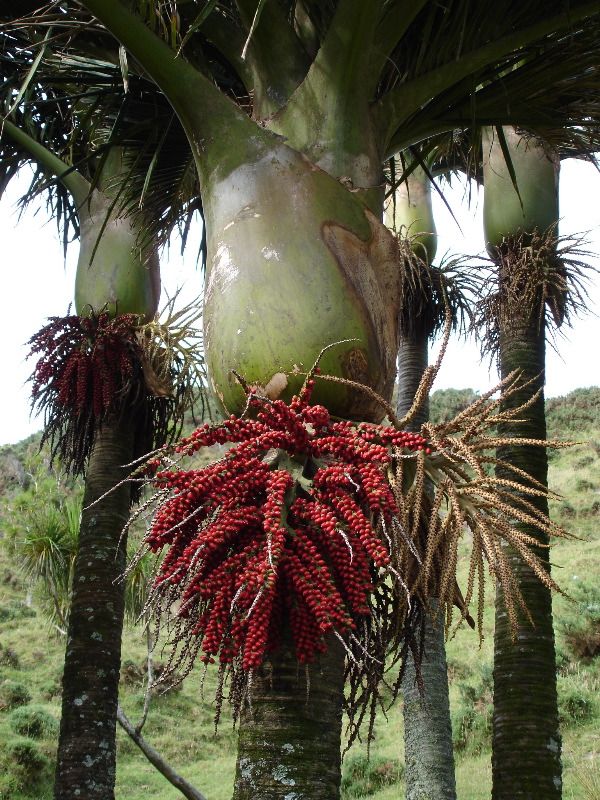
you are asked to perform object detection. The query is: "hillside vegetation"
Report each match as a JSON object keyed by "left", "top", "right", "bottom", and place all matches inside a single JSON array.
[{"left": 0, "top": 387, "right": 598, "bottom": 800}]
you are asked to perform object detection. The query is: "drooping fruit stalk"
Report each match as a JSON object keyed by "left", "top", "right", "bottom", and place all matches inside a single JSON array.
[
  {"left": 482, "top": 126, "right": 562, "bottom": 800},
  {"left": 386, "top": 164, "right": 457, "bottom": 800}
]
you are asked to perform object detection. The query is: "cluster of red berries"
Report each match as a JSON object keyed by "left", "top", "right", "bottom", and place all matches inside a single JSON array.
[
  {"left": 28, "top": 312, "right": 142, "bottom": 418},
  {"left": 146, "top": 376, "right": 430, "bottom": 671}
]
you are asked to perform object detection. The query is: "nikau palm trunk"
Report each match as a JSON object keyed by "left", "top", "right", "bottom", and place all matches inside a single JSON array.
[
  {"left": 4, "top": 116, "right": 163, "bottom": 800},
  {"left": 233, "top": 636, "right": 345, "bottom": 799},
  {"left": 389, "top": 170, "right": 457, "bottom": 800},
  {"left": 397, "top": 337, "right": 456, "bottom": 800},
  {"left": 203, "top": 147, "right": 398, "bottom": 800},
  {"left": 483, "top": 127, "right": 562, "bottom": 800},
  {"left": 55, "top": 417, "right": 134, "bottom": 799},
  {"left": 52, "top": 151, "right": 160, "bottom": 799}
]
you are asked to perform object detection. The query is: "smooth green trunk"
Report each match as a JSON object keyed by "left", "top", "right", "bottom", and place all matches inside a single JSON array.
[
  {"left": 2, "top": 120, "right": 159, "bottom": 320},
  {"left": 54, "top": 416, "right": 134, "bottom": 800},
  {"left": 233, "top": 637, "right": 345, "bottom": 799},
  {"left": 482, "top": 127, "right": 559, "bottom": 252},
  {"left": 203, "top": 141, "right": 400, "bottom": 421},
  {"left": 75, "top": 149, "right": 160, "bottom": 320},
  {"left": 385, "top": 164, "right": 437, "bottom": 268},
  {"left": 75, "top": 189, "right": 159, "bottom": 320},
  {"left": 484, "top": 127, "right": 561, "bottom": 800}
]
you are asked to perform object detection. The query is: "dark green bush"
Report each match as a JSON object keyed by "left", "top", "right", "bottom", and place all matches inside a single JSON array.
[
  {"left": 0, "top": 602, "right": 36, "bottom": 623},
  {"left": 341, "top": 753, "right": 402, "bottom": 798},
  {"left": 559, "top": 578, "right": 600, "bottom": 660},
  {"left": 429, "top": 388, "right": 479, "bottom": 425},
  {"left": 0, "top": 643, "right": 20, "bottom": 668},
  {"left": 7, "top": 739, "right": 49, "bottom": 771},
  {"left": 39, "top": 679, "right": 62, "bottom": 701},
  {"left": 1, "top": 738, "right": 51, "bottom": 793},
  {"left": 451, "top": 664, "right": 493, "bottom": 754},
  {"left": 9, "top": 706, "right": 58, "bottom": 739},
  {"left": 0, "top": 680, "right": 31, "bottom": 711},
  {"left": 558, "top": 672, "right": 597, "bottom": 726}
]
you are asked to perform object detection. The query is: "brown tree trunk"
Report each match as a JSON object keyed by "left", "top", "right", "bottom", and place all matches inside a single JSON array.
[
  {"left": 54, "top": 416, "right": 134, "bottom": 800},
  {"left": 492, "top": 312, "right": 562, "bottom": 800},
  {"left": 233, "top": 636, "right": 345, "bottom": 799}
]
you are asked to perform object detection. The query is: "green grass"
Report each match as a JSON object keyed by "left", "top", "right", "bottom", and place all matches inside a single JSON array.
[{"left": 0, "top": 388, "right": 599, "bottom": 799}]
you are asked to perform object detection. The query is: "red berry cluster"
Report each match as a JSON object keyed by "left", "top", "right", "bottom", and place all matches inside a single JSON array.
[
  {"left": 145, "top": 377, "right": 429, "bottom": 671},
  {"left": 28, "top": 311, "right": 141, "bottom": 418}
]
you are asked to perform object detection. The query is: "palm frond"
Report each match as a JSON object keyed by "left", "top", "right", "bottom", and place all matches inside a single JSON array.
[{"left": 1, "top": 20, "right": 202, "bottom": 254}]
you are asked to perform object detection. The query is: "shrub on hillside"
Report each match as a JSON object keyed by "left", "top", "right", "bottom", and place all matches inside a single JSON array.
[
  {"left": 451, "top": 663, "right": 493, "bottom": 754},
  {"left": 0, "top": 737, "right": 51, "bottom": 794},
  {"left": 0, "top": 680, "right": 31, "bottom": 711},
  {"left": 559, "top": 578, "right": 600, "bottom": 660},
  {"left": 0, "top": 643, "right": 20, "bottom": 668},
  {"left": 341, "top": 753, "right": 403, "bottom": 798},
  {"left": 558, "top": 670, "right": 598, "bottom": 726},
  {"left": 9, "top": 706, "right": 58, "bottom": 739},
  {"left": 429, "top": 389, "right": 479, "bottom": 425},
  {"left": 0, "top": 602, "right": 36, "bottom": 623},
  {"left": 39, "top": 678, "right": 62, "bottom": 701}
]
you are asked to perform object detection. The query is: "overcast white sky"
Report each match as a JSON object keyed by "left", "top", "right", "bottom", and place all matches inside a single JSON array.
[{"left": 1, "top": 159, "right": 599, "bottom": 446}]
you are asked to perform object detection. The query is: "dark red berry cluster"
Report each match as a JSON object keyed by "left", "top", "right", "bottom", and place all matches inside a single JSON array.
[
  {"left": 28, "top": 311, "right": 142, "bottom": 418},
  {"left": 145, "top": 377, "right": 430, "bottom": 671}
]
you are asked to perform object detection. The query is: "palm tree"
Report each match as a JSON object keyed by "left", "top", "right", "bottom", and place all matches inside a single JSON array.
[
  {"left": 387, "top": 164, "right": 456, "bottom": 800},
  {"left": 5, "top": 3, "right": 600, "bottom": 797},
  {"left": 480, "top": 126, "right": 592, "bottom": 800},
  {"left": 1, "top": 38, "right": 204, "bottom": 800},
  {"left": 387, "top": 160, "right": 482, "bottom": 800}
]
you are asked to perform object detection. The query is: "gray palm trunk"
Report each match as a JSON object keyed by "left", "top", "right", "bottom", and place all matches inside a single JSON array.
[
  {"left": 54, "top": 417, "right": 134, "bottom": 799},
  {"left": 397, "top": 333, "right": 457, "bottom": 800}
]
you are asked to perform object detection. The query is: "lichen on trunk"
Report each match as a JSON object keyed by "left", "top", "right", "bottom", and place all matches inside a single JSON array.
[
  {"left": 54, "top": 416, "right": 134, "bottom": 800},
  {"left": 233, "top": 636, "right": 345, "bottom": 800}
]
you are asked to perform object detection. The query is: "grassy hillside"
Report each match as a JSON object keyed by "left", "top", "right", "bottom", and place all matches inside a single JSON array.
[{"left": 0, "top": 388, "right": 598, "bottom": 799}]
